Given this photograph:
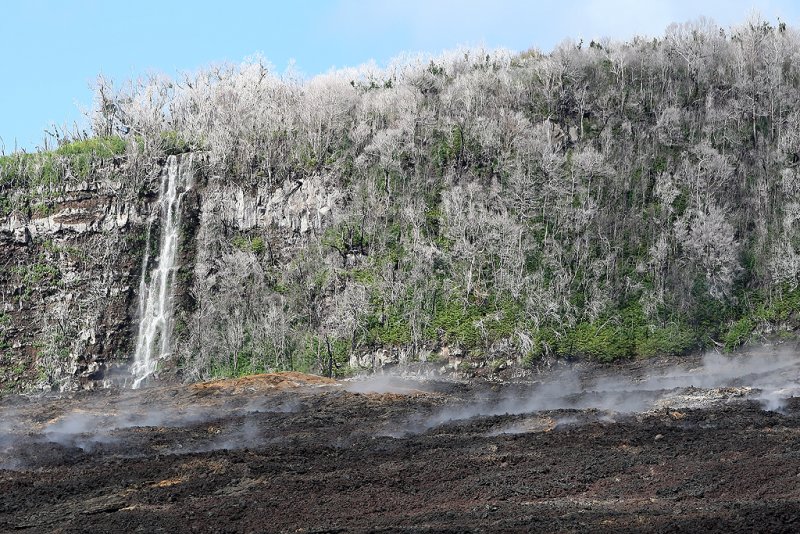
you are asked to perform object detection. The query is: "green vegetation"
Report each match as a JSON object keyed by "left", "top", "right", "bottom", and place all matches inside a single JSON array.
[
  {"left": 0, "top": 136, "right": 127, "bottom": 218},
  {"left": 11, "top": 261, "right": 60, "bottom": 287},
  {"left": 232, "top": 234, "right": 267, "bottom": 255},
  {"left": 42, "top": 238, "right": 86, "bottom": 261},
  {"left": 160, "top": 130, "right": 192, "bottom": 155},
  {"left": 56, "top": 136, "right": 127, "bottom": 179},
  {"left": 13, "top": 17, "right": 800, "bottom": 386},
  {"left": 205, "top": 332, "right": 353, "bottom": 380},
  {"left": 0, "top": 151, "right": 60, "bottom": 189},
  {"left": 55, "top": 136, "right": 127, "bottom": 158}
]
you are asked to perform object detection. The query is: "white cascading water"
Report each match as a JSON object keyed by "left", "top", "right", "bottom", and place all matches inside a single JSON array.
[{"left": 131, "top": 154, "right": 193, "bottom": 388}]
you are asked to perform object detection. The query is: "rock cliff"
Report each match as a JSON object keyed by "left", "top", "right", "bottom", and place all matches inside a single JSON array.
[
  {"left": 0, "top": 154, "right": 337, "bottom": 391},
  {"left": 8, "top": 20, "right": 800, "bottom": 390}
]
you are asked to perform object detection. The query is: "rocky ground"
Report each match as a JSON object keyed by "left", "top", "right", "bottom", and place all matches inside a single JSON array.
[{"left": 2, "top": 352, "right": 800, "bottom": 533}]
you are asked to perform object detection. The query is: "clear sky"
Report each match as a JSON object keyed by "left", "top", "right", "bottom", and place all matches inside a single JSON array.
[{"left": 1, "top": 0, "right": 797, "bottom": 152}]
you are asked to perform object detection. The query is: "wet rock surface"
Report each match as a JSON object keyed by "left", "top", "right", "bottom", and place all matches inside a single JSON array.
[{"left": 1, "top": 360, "right": 800, "bottom": 533}]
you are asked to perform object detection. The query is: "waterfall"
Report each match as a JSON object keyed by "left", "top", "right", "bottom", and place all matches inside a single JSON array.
[{"left": 130, "top": 154, "right": 193, "bottom": 388}]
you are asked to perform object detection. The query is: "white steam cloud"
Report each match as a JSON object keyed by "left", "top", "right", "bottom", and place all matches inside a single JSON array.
[
  {"left": 383, "top": 349, "right": 800, "bottom": 436},
  {"left": 1, "top": 349, "right": 798, "bottom": 470}
]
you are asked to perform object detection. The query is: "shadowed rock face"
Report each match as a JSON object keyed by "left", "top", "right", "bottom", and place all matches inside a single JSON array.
[
  {"left": 1, "top": 358, "right": 800, "bottom": 532},
  {"left": 0, "top": 179, "right": 147, "bottom": 391}
]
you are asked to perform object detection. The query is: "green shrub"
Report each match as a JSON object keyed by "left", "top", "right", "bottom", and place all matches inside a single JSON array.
[
  {"left": 753, "top": 287, "right": 800, "bottom": 323},
  {"left": 160, "top": 130, "right": 191, "bottom": 155},
  {"left": 251, "top": 236, "right": 266, "bottom": 255},
  {"left": 0, "top": 151, "right": 59, "bottom": 188},
  {"left": 482, "top": 299, "right": 523, "bottom": 341},
  {"left": 31, "top": 203, "right": 53, "bottom": 218},
  {"left": 232, "top": 234, "right": 267, "bottom": 255},
  {"left": 55, "top": 136, "right": 126, "bottom": 158},
  {"left": 561, "top": 322, "right": 633, "bottom": 362},
  {"left": 295, "top": 334, "right": 351, "bottom": 376},
  {"left": 723, "top": 318, "right": 754, "bottom": 351},
  {"left": 369, "top": 314, "right": 412, "bottom": 346},
  {"left": 429, "top": 299, "right": 481, "bottom": 347},
  {"left": 12, "top": 261, "right": 60, "bottom": 287},
  {"left": 635, "top": 323, "right": 696, "bottom": 357},
  {"left": 524, "top": 327, "right": 557, "bottom": 364},
  {"left": 0, "top": 136, "right": 125, "bottom": 189}
]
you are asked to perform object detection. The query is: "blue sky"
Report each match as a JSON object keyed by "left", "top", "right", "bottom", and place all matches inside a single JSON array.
[{"left": 1, "top": 0, "right": 797, "bottom": 152}]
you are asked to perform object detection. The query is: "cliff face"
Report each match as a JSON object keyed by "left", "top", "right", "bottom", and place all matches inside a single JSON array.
[
  {"left": 0, "top": 165, "right": 148, "bottom": 390},
  {"left": 10, "top": 18, "right": 800, "bottom": 391},
  {"left": 0, "top": 155, "right": 337, "bottom": 392}
]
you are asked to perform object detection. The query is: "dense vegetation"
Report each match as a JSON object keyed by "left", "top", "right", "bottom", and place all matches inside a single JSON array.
[
  {"left": 0, "top": 136, "right": 127, "bottom": 217},
  {"left": 9, "top": 15, "right": 800, "bottom": 379}
]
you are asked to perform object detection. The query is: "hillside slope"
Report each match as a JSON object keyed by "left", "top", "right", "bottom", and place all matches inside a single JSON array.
[{"left": 3, "top": 16, "right": 800, "bottom": 389}]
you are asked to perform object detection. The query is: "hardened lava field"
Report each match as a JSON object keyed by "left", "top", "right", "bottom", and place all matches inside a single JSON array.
[{"left": 2, "top": 354, "right": 800, "bottom": 533}]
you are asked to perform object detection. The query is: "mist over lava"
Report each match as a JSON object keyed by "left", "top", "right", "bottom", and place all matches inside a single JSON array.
[
  {"left": 1, "top": 348, "right": 800, "bottom": 471},
  {"left": 381, "top": 348, "right": 800, "bottom": 437}
]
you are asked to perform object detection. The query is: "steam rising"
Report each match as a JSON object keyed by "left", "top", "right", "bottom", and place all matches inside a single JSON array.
[
  {"left": 386, "top": 349, "right": 800, "bottom": 436},
  {"left": 1, "top": 349, "right": 799, "bottom": 471},
  {"left": 345, "top": 374, "right": 435, "bottom": 395},
  {"left": 0, "top": 390, "right": 301, "bottom": 470}
]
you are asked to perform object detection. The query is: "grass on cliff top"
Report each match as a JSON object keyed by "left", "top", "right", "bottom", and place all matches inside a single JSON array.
[
  {"left": 54, "top": 136, "right": 127, "bottom": 158},
  {"left": 0, "top": 136, "right": 127, "bottom": 190}
]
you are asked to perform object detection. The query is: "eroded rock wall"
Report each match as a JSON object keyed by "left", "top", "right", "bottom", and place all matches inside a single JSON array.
[
  {"left": 0, "top": 157, "right": 338, "bottom": 392},
  {"left": 0, "top": 168, "right": 155, "bottom": 391}
]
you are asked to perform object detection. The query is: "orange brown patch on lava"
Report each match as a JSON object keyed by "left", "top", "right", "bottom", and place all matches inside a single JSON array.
[
  {"left": 189, "top": 371, "right": 336, "bottom": 395},
  {"left": 152, "top": 477, "right": 186, "bottom": 488},
  {"left": 351, "top": 390, "right": 434, "bottom": 400}
]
